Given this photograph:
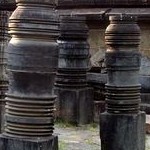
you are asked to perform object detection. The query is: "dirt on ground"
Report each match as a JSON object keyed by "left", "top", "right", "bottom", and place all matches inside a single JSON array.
[{"left": 55, "top": 124, "right": 100, "bottom": 150}]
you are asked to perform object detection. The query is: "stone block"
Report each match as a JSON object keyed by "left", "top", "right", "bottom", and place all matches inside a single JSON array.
[
  {"left": 100, "top": 112, "right": 145, "bottom": 150},
  {"left": 0, "top": 135, "right": 58, "bottom": 150},
  {"left": 55, "top": 87, "right": 93, "bottom": 125}
]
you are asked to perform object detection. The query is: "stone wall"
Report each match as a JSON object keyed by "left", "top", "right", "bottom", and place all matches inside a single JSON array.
[
  {"left": 87, "top": 21, "right": 107, "bottom": 66},
  {"left": 57, "top": 0, "right": 150, "bottom": 8}
]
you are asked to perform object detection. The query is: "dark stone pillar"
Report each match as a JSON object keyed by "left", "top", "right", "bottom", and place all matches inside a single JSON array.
[
  {"left": 0, "top": 10, "right": 9, "bottom": 133},
  {"left": 100, "top": 15, "right": 145, "bottom": 150},
  {"left": 55, "top": 15, "right": 93, "bottom": 125},
  {"left": 0, "top": 0, "right": 59, "bottom": 150}
]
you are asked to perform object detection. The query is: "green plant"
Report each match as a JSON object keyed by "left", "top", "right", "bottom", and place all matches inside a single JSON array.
[
  {"left": 55, "top": 119, "right": 77, "bottom": 128},
  {"left": 59, "top": 141, "right": 67, "bottom": 150}
]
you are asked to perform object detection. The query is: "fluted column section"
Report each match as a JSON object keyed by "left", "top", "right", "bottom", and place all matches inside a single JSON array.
[
  {"left": 55, "top": 15, "right": 93, "bottom": 125},
  {"left": 100, "top": 15, "right": 145, "bottom": 150},
  {"left": 3, "top": 0, "right": 59, "bottom": 140}
]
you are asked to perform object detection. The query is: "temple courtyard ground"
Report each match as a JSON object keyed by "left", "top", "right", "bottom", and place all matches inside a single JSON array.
[
  {"left": 55, "top": 121, "right": 150, "bottom": 150},
  {"left": 55, "top": 123, "right": 100, "bottom": 150}
]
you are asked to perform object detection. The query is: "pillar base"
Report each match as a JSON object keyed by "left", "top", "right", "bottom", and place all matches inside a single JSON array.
[
  {"left": 100, "top": 111, "right": 145, "bottom": 150},
  {"left": 0, "top": 134, "right": 58, "bottom": 150},
  {"left": 55, "top": 87, "right": 93, "bottom": 125}
]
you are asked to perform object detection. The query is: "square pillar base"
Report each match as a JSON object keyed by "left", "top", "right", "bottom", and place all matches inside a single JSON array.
[
  {"left": 0, "top": 134, "right": 58, "bottom": 150},
  {"left": 100, "top": 111, "right": 145, "bottom": 150},
  {"left": 55, "top": 87, "right": 93, "bottom": 125}
]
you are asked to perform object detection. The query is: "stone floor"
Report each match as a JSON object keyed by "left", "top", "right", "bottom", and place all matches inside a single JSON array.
[
  {"left": 55, "top": 123, "right": 150, "bottom": 150},
  {"left": 55, "top": 124, "right": 100, "bottom": 150}
]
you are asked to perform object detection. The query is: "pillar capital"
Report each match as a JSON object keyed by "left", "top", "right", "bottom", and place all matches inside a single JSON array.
[
  {"left": 9, "top": 0, "right": 58, "bottom": 41},
  {"left": 105, "top": 15, "right": 140, "bottom": 49}
]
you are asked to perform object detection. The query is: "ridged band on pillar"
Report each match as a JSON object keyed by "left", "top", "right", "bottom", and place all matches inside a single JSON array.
[
  {"left": 105, "top": 15, "right": 141, "bottom": 114},
  {"left": 55, "top": 15, "right": 93, "bottom": 124},
  {"left": 4, "top": 0, "right": 59, "bottom": 138},
  {"left": 55, "top": 16, "right": 89, "bottom": 88},
  {"left": 0, "top": 10, "right": 9, "bottom": 133}
]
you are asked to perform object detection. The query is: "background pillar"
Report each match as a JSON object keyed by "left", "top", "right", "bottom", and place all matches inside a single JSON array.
[
  {"left": 0, "top": 10, "right": 9, "bottom": 133},
  {"left": 100, "top": 15, "right": 145, "bottom": 150},
  {"left": 55, "top": 15, "right": 93, "bottom": 125},
  {"left": 0, "top": 0, "right": 59, "bottom": 150},
  {"left": 0, "top": 0, "right": 16, "bottom": 134}
]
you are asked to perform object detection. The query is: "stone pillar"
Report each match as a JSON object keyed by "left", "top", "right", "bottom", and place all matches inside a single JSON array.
[
  {"left": 100, "top": 15, "right": 145, "bottom": 150},
  {"left": 0, "top": 10, "right": 9, "bottom": 133},
  {"left": 0, "top": 0, "right": 59, "bottom": 150},
  {"left": 55, "top": 15, "right": 93, "bottom": 125}
]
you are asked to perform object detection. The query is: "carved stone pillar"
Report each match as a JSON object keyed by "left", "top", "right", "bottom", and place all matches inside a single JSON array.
[
  {"left": 0, "top": 10, "right": 9, "bottom": 133},
  {"left": 100, "top": 15, "right": 145, "bottom": 150},
  {"left": 0, "top": 0, "right": 59, "bottom": 150},
  {"left": 55, "top": 15, "right": 93, "bottom": 125}
]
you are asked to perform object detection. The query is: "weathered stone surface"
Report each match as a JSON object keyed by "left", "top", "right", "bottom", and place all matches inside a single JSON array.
[
  {"left": 100, "top": 112, "right": 145, "bottom": 150},
  {"left": 55, "top": 87, "right": 93, "bottom": 125},
  {"left": 0, "top": 11, "right": 9, "bottom": 133},
  {"left": 0, "top": 0, "right": 59, "bottom": 149},
  {"left": 2, "top": 0, "right": 59, "bottom": 140},
  {"left": 55, "top": 15, "right": 93, "bottom": 124},
  {"left": 0, "top": 135, "right": 58, "bottom": 150},
  {"left": 140, "top": 56, "right": 150, "bottom": 113},
  {"left": 100, "top": 15, "right": 145, "bottom": 150},
  {"left": 87, "top": 73, "right": 106, "bottom": 122},
  {"left": 87, "top": 72, "right": 150, "bottom": 115}
]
